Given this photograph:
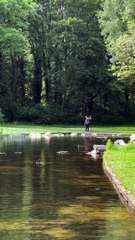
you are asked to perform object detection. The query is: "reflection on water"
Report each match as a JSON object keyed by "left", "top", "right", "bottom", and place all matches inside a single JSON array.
[{"left": 0, "top": 134, "right": 134, "bottom": 240}]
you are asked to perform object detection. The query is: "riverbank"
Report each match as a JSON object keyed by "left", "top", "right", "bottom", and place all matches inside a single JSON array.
[
  {"left": 0, "top": 123, "right": 135, "bottom": 134},
  {"left": 104, "top": 164, "right": 135, "bottom": 215},
  {"left": 103, "top": 140, "right": 135, "bottom": 216}
]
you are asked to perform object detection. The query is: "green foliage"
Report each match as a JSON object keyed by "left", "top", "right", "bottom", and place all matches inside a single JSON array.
[
  {"left": 0, "top": 108, "right": 5, "bottom": 123},
  {"left": 16, "top": 105, "right": 52, "bottom": 124},
  {"left": 1, "top": 28, "right": 29, "bottom": 55},
  {"left": 98, "top": 0, "right": 135, "bottom": 80},
  {"left": 0, "top": 0, "right": 135, "bottom": 124},
  {"left": 0, "top": 0, "right": 36, "bottom": 55},
  {"left": 15, "top": 104, "right": 82, "bottom": 124}
]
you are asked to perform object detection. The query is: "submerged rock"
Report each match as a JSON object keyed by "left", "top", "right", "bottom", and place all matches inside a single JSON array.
[
  {"left": 0, "top": 152, "right": 7, "bottom": 155},
  {"left": 29, "top": 133, "right": 41, "bottom": 139},
  {"left": 70, "top": 133, "right": 78, "bottom": 136},
  {"left": 56, "top": 151, "right": 69, "bottom": 154},
  {"left": 14, "top": 152, "right": 22, "bottom": 154},
  {"left": 93, "top": 145, "right": 106, "bottom": 152},
  {"left": 42, "top": 132, "right": 52, "bottom": 137},
  {"left": 86, "top": 149, "right": 100, "bottom": 158}
]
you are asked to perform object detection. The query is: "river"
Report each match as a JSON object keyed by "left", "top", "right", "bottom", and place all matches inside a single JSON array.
[{"left": 0, "top": 134, "right": 134, "bottom": 240}]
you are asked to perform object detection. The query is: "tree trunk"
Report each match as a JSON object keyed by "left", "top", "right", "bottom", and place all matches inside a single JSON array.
[
  {"left": 43, "top": 53, "right": 51, "bottom": 104},
  {"left": 32, "top": 56, "right": 42, "bottom": 104},
  {"left": 10, "top": 53, "right": 18, "bottom": 100},
  {"left": 19, "top": 57, "right": 26, "bottom": 106},
  {"left": 0, "top": 52, "right": 2, "bottom": 84},
  {"left": 124, "top": 85, "right": 130, "bottom": 117}
]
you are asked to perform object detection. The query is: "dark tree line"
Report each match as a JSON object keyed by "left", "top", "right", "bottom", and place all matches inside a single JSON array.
[{"left": 0, "top": 0, "right": 134, "bottom": 124}]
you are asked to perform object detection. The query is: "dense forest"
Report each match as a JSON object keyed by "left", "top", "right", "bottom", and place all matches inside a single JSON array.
[{"left": 0, "top": 0, "right": 135, "bottom": 124}]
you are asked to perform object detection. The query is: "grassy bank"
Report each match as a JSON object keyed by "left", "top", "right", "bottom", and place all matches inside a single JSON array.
[
  {"left": 104, "top": 140, "right": 135, "bottom": 196},
  {"left": 0, "top": 123, "right": 135, "bottom": 134}
]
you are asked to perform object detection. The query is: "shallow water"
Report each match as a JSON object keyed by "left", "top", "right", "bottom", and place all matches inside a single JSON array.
[{"left": 0, "top": 134, "right": 134, "bottom": 240}]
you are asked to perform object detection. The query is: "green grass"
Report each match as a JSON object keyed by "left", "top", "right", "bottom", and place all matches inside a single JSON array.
[
  {"left": 0, "top": 123, "right": 135, "bottom": 134},
  {"left": 104, "top": 141, "right": 135, "bottom": 196}
]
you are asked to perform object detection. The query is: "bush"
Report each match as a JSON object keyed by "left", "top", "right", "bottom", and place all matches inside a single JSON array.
[
  {"left": 16, "top": 105, "right": 51, "bottom": 124},
  {"left": 0, "top": 109, "right": 6, "bottom": 123},
  {"left": 15, "top": 104, "right": 82, "bottom": 124},
  {"left": 93, "top": 110, "right": 126, "bottom": 124}
]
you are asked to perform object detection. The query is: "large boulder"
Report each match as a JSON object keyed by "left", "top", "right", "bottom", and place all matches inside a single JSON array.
[
  {"left": 130, "top": 134, "right": 135, "bottom": 142},
  {"left": 114, "top": 139, "right": 126, "bottom": 146}
]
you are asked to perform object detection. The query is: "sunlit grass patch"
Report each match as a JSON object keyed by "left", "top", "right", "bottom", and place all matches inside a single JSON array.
[
  {"left": 0, "top": 123, "right": 135, "bottom": 134},
  {"left": 104, "top": 141, "right": 135, "bottom": 196}
]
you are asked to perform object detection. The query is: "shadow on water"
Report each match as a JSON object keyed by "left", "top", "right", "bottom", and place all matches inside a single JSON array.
[{"left": 0, "top": 134, "right": 134, "bottom": 240}]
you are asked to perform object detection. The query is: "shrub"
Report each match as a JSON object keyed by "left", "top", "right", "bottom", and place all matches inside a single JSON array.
[
  {"left": 16, "top": 105, "right": 51, "bottom": 124},
  {"left": 0, "top": 109, "right": 6, "bottom": 123},
  {"left": 15, "top": 104, "right": 82, "bottom": 124}
]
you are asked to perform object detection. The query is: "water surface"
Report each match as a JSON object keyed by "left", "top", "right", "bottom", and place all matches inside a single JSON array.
[{"left": 0, "top": 134, "right": 134, "bottom": 240}]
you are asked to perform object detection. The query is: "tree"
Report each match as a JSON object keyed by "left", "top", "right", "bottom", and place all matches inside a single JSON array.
[
  {"left": 98, "top": 0, "right": 135, "bottom": 81},
  {"left": 1, "top": 0, "right": 133, "bottom": 123},
  {"left": 53, "top": 0, "right": 110, "bottom": 115},
  {"left": 0, "top": 0, "right": 36, "bottom": 119}
]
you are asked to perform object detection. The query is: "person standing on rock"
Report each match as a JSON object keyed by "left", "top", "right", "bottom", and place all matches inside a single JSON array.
[{"left": 84, "top": 115, "right": 92, "bottom": 132}]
